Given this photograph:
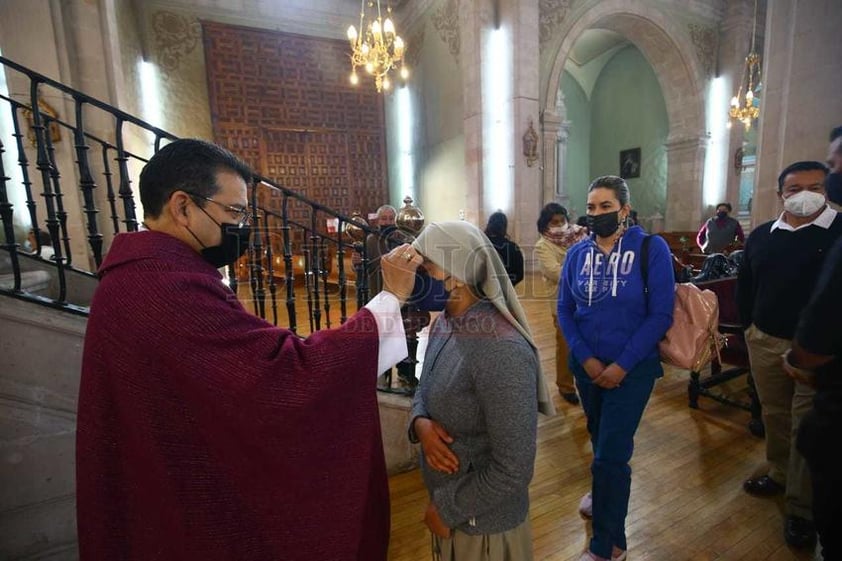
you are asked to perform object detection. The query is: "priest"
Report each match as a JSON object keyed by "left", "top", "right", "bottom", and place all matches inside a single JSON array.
[{"left": 76, "top": 139, "right": 421, "bottom": 561}]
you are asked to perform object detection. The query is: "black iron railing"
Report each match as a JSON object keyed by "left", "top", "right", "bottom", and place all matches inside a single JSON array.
[{"left": 0, "top": 55, "right": 374, "bottom": 330}]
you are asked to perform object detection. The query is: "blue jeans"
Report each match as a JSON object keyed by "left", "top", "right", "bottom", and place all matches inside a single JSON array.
[{"left": 571, "top": 356, "right": 661, "bottom": 558}]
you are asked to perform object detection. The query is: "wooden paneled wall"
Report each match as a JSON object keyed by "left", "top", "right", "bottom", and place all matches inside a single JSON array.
[{"left": 202, "top": 22, "right": 388, "bottom": 223}]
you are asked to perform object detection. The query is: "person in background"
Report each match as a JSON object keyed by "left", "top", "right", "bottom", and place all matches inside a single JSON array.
[
  {"left": 409, "top": 221, "right": 554, "bottom": 561},
  {"left": 737, "top": 160, "right": 842, "bottom": 549},
  {"left": 696, "top": 202, "right": 744, "bottom": 254},
  {"left": 558, "top": 176, "right": 675, "bottom": 561},
  {"left": 365, "top": 204, "right": 399, "bottom": 294},
  {"left": 780, "top": 133, "right": 842, "bottom": 559},
  {"left": 484, "top": 211, "right": 525, "bottom": 286},
  {"left": 25, "top": 228, "right": 55, "bottom": 261},
  {"left": 76, "top": 139, "right": 421, "bottom": 561},
  {"left": 534, "top": 203, "right": 588, "bottom": 405}
]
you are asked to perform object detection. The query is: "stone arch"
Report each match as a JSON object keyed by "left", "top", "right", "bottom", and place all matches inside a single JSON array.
[{"left": 542, "top": 1, "right": 708, "bottom": 230}]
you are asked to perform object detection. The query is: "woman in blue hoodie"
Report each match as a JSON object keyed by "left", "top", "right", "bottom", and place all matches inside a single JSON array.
[{"left": 558, "top": 176, "right": 675, "bottom": 561}]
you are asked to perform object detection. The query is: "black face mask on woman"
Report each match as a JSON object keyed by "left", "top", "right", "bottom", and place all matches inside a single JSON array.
[{"left": 587, "top": 211, "right": 622, "bottom": 238}]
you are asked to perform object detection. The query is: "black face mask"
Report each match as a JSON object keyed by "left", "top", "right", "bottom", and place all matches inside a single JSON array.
[
  {"left": 826, "top": 172, "right": 842, "bottom": 206},
  {"left": 187, "top": 206, "right": 251, "bottom": 268},
  {"left": 200, "top": 222, "right": 251, "bottom": 268},
  {"left": 716, "top": 211, "right": 728, "bottom": 219},
  {"left": 587, "top": 211, "right": 621, "bottom": 238}
]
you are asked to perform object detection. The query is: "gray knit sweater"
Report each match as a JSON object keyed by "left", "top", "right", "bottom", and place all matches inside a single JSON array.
[{"left": 409, "top": 300, "right": 539, "bottom": 534}]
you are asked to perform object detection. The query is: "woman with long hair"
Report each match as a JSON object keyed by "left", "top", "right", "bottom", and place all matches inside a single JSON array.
[{"left": 558, "top": 176, "right": 675, "bottom": 561}]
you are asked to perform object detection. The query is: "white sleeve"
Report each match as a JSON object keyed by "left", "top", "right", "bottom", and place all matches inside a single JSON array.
[{"left": 364, "top": 291, "right": 409, "bottom": 375}]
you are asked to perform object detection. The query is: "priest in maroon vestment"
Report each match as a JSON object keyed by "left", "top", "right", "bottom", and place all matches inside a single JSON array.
[{"left": 76, "top": 139, "right": 421, "bottom": 561}]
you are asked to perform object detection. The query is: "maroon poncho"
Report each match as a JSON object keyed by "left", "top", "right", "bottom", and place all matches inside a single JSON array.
[{"left": 76, "top": 231, "right": 388, "bottom": 560}]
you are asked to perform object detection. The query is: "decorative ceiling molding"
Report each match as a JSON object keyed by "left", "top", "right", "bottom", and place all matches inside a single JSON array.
[
  {"left": 687, "top": 23, "right": 717, "bottom": 77},
  {"left": 152, "top": 10, "right": 201, "bottom": 72},
  {"left": 539, "top": 0, "right": 572, "bottom": 45},
  {"left": 431, "top": 0, "right": 460, "bottom": 62}
]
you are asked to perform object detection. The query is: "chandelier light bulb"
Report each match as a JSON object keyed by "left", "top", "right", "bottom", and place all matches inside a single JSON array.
[
  {"left": 383, "top": 18, "right": 395, "bottom": 35},
  {"left": 383, "top": 77, "right": 391, "bottom": 90},
  {"left": 745, "top": 90, "right": 754, "bottom": 103},
  {"left": 350, "top": 72, "right": 359, "bottom": 85},
  {"left": 730, "top": 96, "right": 739, "bottom": 108},
  {"left": 394, "top": 36, "right": 404, "bottom": 57},
  {"left": 400, "top": 66, "right": 409, "bottom": 80},
  {"left": 361, "top": 42, "right": 370, "bottom": 55},
  {"left": 365, "top": 62, "right": 374, "bottom": 74},
  {"left": 372, "top": 19, "right": 381, "bottom": 38},
  {"left": 347, "top": 25, "right": 358, "bottom": 43}
]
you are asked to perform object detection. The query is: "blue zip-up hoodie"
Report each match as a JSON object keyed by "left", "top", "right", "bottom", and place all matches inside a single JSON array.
[{"left": 557, "top": 226, "right": 675, "bottom": 373}]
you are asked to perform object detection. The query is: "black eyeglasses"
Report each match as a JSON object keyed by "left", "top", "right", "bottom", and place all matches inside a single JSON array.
[{"left": 185, "top": 192, "right": 252, "bottom": 227}]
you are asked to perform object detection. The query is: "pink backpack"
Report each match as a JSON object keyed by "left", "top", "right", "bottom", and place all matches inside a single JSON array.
[{"left": 642, "top": 237, "right": 724, "bottom": 371}]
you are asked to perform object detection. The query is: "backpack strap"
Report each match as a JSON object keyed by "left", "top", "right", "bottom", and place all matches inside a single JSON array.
[{"left": 640, "top": 234, "right": 651, "bottom": 298}]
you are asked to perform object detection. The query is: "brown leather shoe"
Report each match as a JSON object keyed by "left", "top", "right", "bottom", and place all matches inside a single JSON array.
[
  {"left": 743, "top": 474, "right": 784, "bottom": 496},
  {"left": 561, "top": 391, "right": 580, "bottom": 405}
]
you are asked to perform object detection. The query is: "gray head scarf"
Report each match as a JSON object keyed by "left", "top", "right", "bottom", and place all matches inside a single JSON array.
[{"left": 413, "top": 221, "right": 556, "bottom": 416}]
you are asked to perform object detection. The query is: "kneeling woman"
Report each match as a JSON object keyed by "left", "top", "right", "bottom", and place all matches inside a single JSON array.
[
  {"left": 409, "top": 221, "right": 555, "bottom": 561},
  {"left": 558, "top": 176, "right": 675, "bottom": 561}
]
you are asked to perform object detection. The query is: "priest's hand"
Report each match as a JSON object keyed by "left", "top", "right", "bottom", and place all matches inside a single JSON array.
[
  {"left": 424, "top": 502, "right": 452, "bottom": 538},
  {"left": 381, "top": 244, "right": 421, "bottom": 304},
  {"left": 414, "top": 417, "right": 459, "bottom": 474}
]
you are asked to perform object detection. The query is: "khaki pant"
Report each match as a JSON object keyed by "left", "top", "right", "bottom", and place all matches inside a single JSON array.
[
  {"left": 745, "top": 324, "right": 814, "bottom": 518},
  {"left": 432, "top": 518, "right": 532, "bottom": 561},
  {"left": 552, "top": 313, "right": 576, "bottom": 394}
]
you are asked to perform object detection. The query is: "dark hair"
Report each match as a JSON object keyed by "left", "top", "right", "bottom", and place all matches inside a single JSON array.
[
  {"left": 830, "top": 126, "right": 842, "bottom": 142},
  {"left": 537, "top": 203, "right": 568, "bottom": 234},
  {"left": 576, "top": 216, "right": 589, "bottom": 228},
  {"left": 588, "top": 175, "right": 630, "bottom": 206},
  {"left": 485, "top": 211, "right": 508, "bottom": 238},
  {"left": 140, "top": 138, "right": 254, "bottom": 218},
  {"left": 776, "top": 161, "right": 828, "bottom": 192},
  {"left": 716, "top": 202, "right": 732, "bottom": 212}
]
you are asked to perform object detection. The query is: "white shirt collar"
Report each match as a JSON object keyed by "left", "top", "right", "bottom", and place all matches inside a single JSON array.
[{"left": 770, "top": 206, "right": 838, "bottom": 232}]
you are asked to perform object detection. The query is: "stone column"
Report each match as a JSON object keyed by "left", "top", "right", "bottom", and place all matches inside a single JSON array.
[
  {"left": 555, "top": 120, "right": 571, "bottom": 207},
  {"left": 541, "top": 108, "right": 561, "bottom": 206},
  {"left": 459, "top": 0, "right": 484, "bottom": 226},
  {"left": 664, "top": 136, "right": 707, "bottom": 231}
]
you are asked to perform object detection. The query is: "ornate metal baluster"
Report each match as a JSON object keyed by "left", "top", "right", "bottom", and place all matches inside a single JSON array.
[
  {"left": 337, "top": 221, "right": 348, "bottom": 324},
  {"left": 0, "top": 137, "right": 22, "bottom": 292},
  {"left": 73, "top": 97, "right": 103, "bottom": 267},
  {"left": 114, "top": 118, "right": 138, "bottom": 232},
  {"left": 30, "top": 80, "right": 67, "bottom": 302},
  {"left": 281, "top": 195, "right": 297, "bottom": 333},
  {"left": 264, "top": 215, "right": 279, "bottom": 325},
  {"left": 309, "top": 213, "right": 322, "bottom": 331},
  {"left": 43, "top": 116, "right": 72, "bottom": 265},
  {"left": 251, "top": 190, "right": 266, "bottom": 320},
  {"left": 358, "top": 242, "right": 370, "bottom": 307},
  {"left": 9, "top": 104, "right": 37, "bottom": 236},
  {"left": 100, "top": 145, "right": 120, "bottom": 235},
  {"left": 320, "top": 237, "right": 331, "bottom": 329}
]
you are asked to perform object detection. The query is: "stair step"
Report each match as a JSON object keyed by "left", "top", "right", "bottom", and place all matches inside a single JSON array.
[{"left": 0, "top": 270, "right": 51, "bottom": 293}]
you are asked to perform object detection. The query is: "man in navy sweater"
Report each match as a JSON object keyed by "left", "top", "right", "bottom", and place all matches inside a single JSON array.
[{"left": 737, "top": 160, "right": 842, "bottom": 549}]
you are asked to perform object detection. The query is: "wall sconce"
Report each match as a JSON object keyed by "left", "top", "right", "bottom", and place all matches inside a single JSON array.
[{"left": 522, "top": 119, "right": 538, "bottom": 167}]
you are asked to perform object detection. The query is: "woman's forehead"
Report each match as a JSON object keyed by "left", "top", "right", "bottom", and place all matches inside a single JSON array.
[{"left": 587, "top": 188, "right": 619, "bottom": 204}]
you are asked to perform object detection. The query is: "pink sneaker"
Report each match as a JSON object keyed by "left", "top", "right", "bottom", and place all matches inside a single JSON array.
[{"left": 578, "top": 492, "right": 593, "bottom": 518}]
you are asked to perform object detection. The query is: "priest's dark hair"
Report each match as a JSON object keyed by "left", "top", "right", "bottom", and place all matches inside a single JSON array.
[
  {"left": 776, "top": 161, "right": 828, "bottom": 192},
  {"left": 140, "top": 138, "right": 254, "bottom": 218}
]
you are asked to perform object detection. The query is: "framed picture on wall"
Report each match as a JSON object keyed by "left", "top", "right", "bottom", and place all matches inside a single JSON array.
[{"left": 620, "top": 148, "right": 641, "bottom": 179}]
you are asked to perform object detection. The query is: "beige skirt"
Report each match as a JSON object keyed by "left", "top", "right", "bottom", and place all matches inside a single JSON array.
[{"left": 431, "top": 519, "right": 533, "bottom": 561}]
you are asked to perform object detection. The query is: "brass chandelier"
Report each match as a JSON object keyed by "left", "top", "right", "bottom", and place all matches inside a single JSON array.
[
  {"left": 729, "top": 0, "right": 762, "bottom": 129},
  {"left": 346, "top": 0, "right": 408, "bottom": 92}
]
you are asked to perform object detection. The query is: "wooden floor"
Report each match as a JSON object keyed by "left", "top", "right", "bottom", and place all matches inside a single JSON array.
[
  {"left": 236, "top": 274, "right": 817, "bottom": 560},
  {"left": 385, "top": 274, "right": 817, "bottom": 561}
]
